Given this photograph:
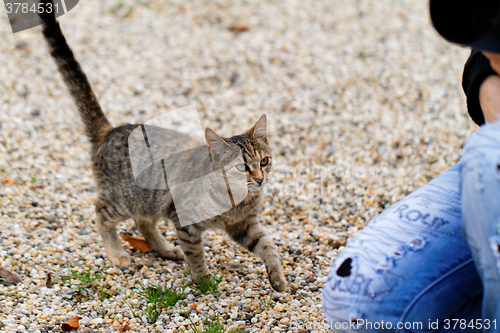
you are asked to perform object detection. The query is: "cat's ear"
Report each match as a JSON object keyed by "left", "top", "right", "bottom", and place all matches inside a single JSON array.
[
  {"left": 248, "top": 114, "right": 267, "bottom": 142},
  {"left": 205, "top": 127, "right": 229, "bottom": 154}
]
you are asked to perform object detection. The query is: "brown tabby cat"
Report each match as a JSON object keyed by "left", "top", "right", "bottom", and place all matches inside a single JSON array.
[{"left": 38, "top": 1, "right": 286, "bottom": 291}]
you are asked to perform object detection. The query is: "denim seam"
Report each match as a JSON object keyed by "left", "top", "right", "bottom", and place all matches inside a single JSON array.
[{"left": 396, "top": 258, "right": 475, "bottom": 333}]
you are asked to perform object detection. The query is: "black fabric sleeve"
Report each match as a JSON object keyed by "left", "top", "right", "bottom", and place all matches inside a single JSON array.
[{"left": 462, "top": 49, "right": 497, "bottom": 126}]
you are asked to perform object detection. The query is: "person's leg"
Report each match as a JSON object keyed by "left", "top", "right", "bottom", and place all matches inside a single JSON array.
[
  {"left": 461, "top": 119, "right": 500, "bottom": 332},
  {"left": 322, "top": 164, "right": 483, "bottom": 333}
]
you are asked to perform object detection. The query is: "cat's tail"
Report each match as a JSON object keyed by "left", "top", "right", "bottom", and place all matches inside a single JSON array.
[{"left": 39, "top": 0, "right": 112, "bottom": 150}]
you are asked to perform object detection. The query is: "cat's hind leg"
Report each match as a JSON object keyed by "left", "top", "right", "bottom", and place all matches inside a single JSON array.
[
  {"left": 96, "top": 208, "right": 132, "bottom": 268},
  {"left": 135, "top": 217, "right": 184, "bottom": 261}
]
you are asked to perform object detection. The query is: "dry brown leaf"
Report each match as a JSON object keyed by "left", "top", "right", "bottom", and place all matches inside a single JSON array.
[
  {"left": 61, "top": 315, "right": 81, "bottom": 331},
  {"left": 122, "top": 234, "right": 153, "bottom": 253},
  {"left": 282, "top": 103, "right": 297, "bottom": 112},
  {"left": 228, "top": 25, "right": 249, "bottom": 34},
  {"left": 0, "top": 267, "right": 22, "bottom": 285},
  {"left": 1, "top": 178, "right": 16, "bottom": 185},
  {"left": 118, "top": 323, "right": 131, "bottom": 332},
  {"left": 46, "top": 273, "right": 53, "bottom": 288}
]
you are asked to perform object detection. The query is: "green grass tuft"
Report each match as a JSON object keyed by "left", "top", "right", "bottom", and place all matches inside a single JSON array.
[
  {"left": 133, "top": 280, "right": 187, "bottom": 323},
  {"left": 108, "top": 1, "right": 124, "bottom": 13},
  {"left": 63, "top": 267, "right": 111, "bottom": 301},
  {"left": 259, "top": 290, "right": 275, "bottom": 310},
  {"left": 189, "top": 269, "right": 225, "bottom": 295}
]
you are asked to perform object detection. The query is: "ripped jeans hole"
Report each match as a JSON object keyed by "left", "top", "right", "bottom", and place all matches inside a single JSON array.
[
  {"left": 376, "top": 260, "right": 394, "bottom": 271},
  {"left": 409, "top": 237, "right": 426, "bottom": 251},
  {"left": 476, "top": 169, "right": 485, "bottom": 192},
  {"left": 490, "top": 235, "right": 500, "bottom": 256},
  {"left": 337, "top": 257, "right": 353, "bottom": 277},
  {"left": 496, "top": 155, "right": 500, "bottom": 180},
  {"left": 350, "top": 310, "right": 365, "bottom": 324},
  {"left": 489, "top": 235, "right": 500, "bottom": 275},
  {"left": 393, "top": 250, "right": 404, "bottom": 258}
]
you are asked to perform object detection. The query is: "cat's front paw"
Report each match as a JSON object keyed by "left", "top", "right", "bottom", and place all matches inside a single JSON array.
[
  {"left": 268, "top": 268, "right": 287, "bottom": 292},
  {"left": 109, "top": 253, "right": 132, "bottom": 268}
]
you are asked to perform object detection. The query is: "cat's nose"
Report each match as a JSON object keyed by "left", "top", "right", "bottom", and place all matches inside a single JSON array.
[{"left": 251, "top": 170, "right": 264, "bottom": 185}]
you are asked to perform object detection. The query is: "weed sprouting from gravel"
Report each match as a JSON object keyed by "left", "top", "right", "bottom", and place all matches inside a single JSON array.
[
  {"left": 132, "top": 281, "right": 187, "bottom": 323},
  {"left": 62, "top": 267, "right": 111, "bottom": 301},
  {"left": 259, "top": 290, "right": 275, "bottom": 310},
  {"left": 96, "top": 306, "right": 105, "bottom": 318},
  {"left": 64, "top": 266, "right": 100, "bottom": 287},
  {"left": 190, "top": 269, "right": 225, "bottom": 295}
]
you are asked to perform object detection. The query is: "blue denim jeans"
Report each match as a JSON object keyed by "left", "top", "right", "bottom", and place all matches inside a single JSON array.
[{"left": 322, "top": 120, "right": 500, "bottom": 332}]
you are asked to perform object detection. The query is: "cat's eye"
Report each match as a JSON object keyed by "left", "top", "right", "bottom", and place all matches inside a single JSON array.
[
  {"left": 235, "top": 163, "right": 247, "bottom": 172},
  {"left": 260, "top": 157, "right": 270, "bottom": 167}
]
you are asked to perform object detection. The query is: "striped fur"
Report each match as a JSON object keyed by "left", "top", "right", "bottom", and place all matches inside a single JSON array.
[{"left": 39, "top": 2, "right": 286, "bottom": 292}]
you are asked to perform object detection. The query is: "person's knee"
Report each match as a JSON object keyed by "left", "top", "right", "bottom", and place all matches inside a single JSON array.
[
  {"left": 463, "top": 120, "right": 500, "bottom": 156},
  {"left": 461, "top": 123, "right": 500, "bottom": 194}
]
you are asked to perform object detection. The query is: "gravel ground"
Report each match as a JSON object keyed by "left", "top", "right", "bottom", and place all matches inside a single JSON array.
[{"left": 0, "top": 0, "right": 473, "bottom": 332}]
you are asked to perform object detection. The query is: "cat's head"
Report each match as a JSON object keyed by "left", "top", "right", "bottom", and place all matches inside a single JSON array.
[{"left": 205, "top": 114, "right": 272, "bottom": 200}]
